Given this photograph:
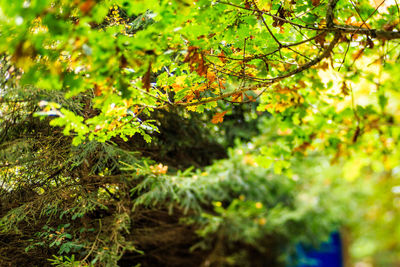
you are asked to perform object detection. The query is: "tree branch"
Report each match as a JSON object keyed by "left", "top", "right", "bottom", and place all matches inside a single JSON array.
[
  {"left": 175, "top": 32, "right": 341, "bottom": 107},
  {"left": 217, "top": 0, "right": 400, "bottom": 41},
  {"left": 332, "top": 25, "right": 400, "bottom": 40},
  {"left": 326, "top": 0, "right": 339, "bottom": 28}
]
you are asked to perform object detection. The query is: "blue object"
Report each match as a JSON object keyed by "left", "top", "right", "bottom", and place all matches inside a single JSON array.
[{"left": 295, "top": 232, "right": 343, "bottom": 267}]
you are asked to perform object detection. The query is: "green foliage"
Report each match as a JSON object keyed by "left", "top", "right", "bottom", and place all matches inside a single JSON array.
[
  {"left": 1, "top": 0, "right": 400, "bottom": 266},
  {"left": 48, "top": 254, "right": 92, "bottom": 267},
  {"left": 124, "top": 146, "right": 353, "bottom": 265},
  {"left": 1, "top": 0, "right": 396, "bottom": 147}
]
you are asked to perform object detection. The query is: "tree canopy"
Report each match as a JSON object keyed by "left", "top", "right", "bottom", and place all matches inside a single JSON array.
[
  {"left": 2, "top": 0, "right": 400, "bottom": 173},
  {"left": 1, "top": 0, "right": 400, "bottom": 266}
]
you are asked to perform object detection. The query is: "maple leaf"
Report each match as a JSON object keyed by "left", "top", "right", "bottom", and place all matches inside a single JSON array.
[{"left": 211, "top": 111, "right": 227, "bottom": 124}]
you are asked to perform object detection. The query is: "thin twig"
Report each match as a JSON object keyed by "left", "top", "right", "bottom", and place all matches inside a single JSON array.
[
  {"left": 251, "top": 0, "right": 283, "bottom": 52},
  {"left": 175, "top": 32, "right": 340, "bottom": 107},
  {"left": 338, "top": 0, "right": 386, "bottom": 70},
  {"left": 82, "top": 219, "right": 102, "bottom": 262}
]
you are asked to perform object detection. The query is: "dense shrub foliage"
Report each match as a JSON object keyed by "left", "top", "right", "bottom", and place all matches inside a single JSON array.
[{"left": 1, "top": 0, "right": 400, "bottom": 266}]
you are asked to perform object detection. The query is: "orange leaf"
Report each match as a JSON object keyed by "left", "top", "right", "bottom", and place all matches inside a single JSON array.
[
  {"left": 80, "top": 0, "right": 95, "bottom": 14},
  {"left": 171, "top": 83, "right": 183, "bottom": 92},
  {"left": 293, "top": 142, "right": 312, "bottom": 154},
  {"left": 244, "top": 94, "right": 256, "bottom": 102},
  {"left": 150, "top": 163, "right": 168, "bottom": 175},
  {"left": 298, "top": 80, "right": 306, "bottom": 87},
  {"left": 142, "top": 62, "right": 152, "bottom": 91},
  {"left": 206, "top": 71, "right": 217, "bottom": 83},
  {"left": 94, "top": 83, "right": 102, "bottom": 96},
  {"left": 311, "top": 0, "right": 320, "bottom": 6},
  {"left": 196, "top": 84, "right": 207, "bottom": 92},
  {"left": 184, "top": 94, "right": 195, "bottom": 102},
  {"left": 211, "top": 111, "right": 227, "bottom": 124},
  {"left": 347, "top": 20, "right": 371, "bottom": 29},
  {"left": 319, "top": 62, "right": 329, "bottom": 70},
  {"left": 231, "top": 93, "right": 243, "bottom": 102},
  {"left": 352, "top": 49, "right": 364, "bottom": 60},
  {"left": 218, "top": 51, "right": 227, "bottom": 63}
]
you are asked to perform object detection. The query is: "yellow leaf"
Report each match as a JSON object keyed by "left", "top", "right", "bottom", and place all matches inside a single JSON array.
[
  {"left": 175, "top": 75, "right": 187, "bottom": 86},
  {"left": 255, "top": 0, "right": 272, "bottom": 11},
  {"left": 186, "top": 105, "right": 198, "bottom": 112}
]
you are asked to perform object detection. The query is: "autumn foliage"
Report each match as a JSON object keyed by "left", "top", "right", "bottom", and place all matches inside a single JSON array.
[{"left": 1, "top": 0, "right": 400, "bottom": 266}]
